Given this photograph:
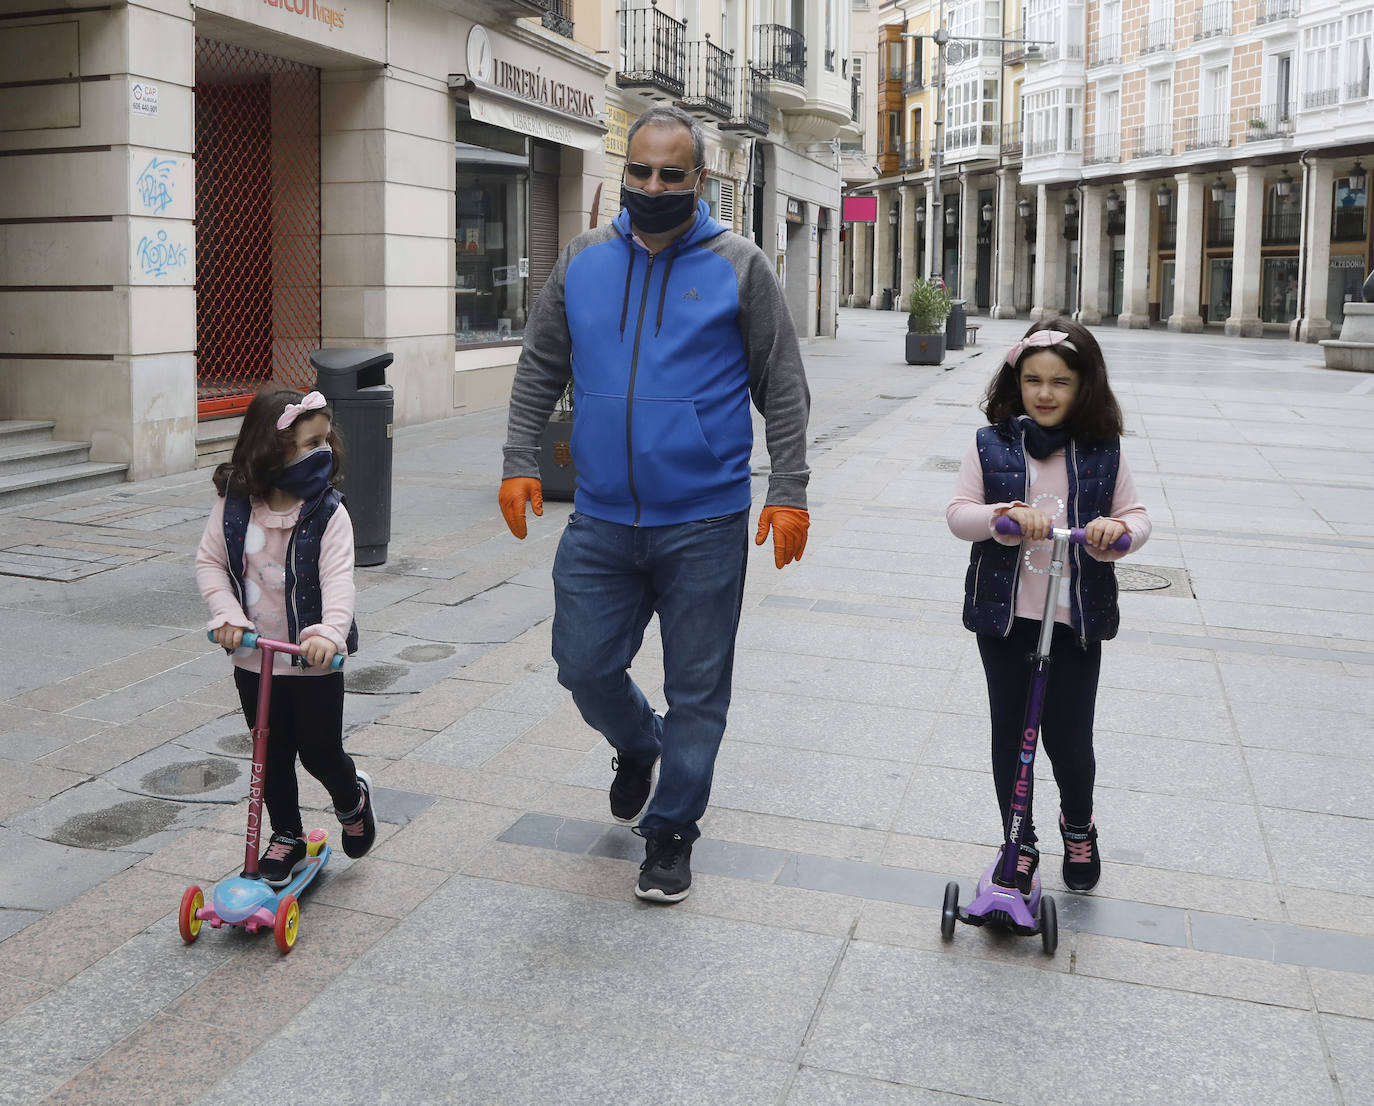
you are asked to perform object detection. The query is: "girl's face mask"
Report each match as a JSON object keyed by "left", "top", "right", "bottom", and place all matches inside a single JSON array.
[{"left": 274, "top": 445, "right": 333, "bottom": 500}]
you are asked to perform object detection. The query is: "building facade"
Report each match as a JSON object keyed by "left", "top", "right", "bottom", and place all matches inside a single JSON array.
[{"left": 0, "top": 0, "right": 850, "bottom": 484}]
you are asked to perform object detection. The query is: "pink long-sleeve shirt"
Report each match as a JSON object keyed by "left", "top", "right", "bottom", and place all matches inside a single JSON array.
[
  {"left": 195, "top": 495, "right": 356, "bottom": 676},
  {"left": 947, "top": 439, "right": 1151, "bottom": 627}
]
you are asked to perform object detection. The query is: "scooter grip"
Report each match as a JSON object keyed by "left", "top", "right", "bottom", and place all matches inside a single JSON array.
[
  {"left": 205, "top": 628, "right": 258, "bottom": 649},
  {"left": 993, "top": 516, "right": 1131, "bottom": 551}
]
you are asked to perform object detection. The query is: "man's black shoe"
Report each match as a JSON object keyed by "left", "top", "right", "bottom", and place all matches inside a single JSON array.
[
  {"left": 609, "top": 754, "right": 657, "bottom": 823},
  {"left": 635, "top": 831, "right": 692, "bottom": 903}
]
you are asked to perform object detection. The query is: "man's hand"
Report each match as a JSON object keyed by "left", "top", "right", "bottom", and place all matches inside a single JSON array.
[
  {"left": 755, "top": 506, "right": 810, "bottom": 569},
  {"left": 499, "top": 477, "right": 544, "bottom": 540}
]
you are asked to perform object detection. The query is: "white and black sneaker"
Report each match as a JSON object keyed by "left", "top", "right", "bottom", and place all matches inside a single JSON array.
[
  {"left": 259, "top": 832, "right": 308, "bottom": 886},
  {"left": 635, "top": 831, "right": 692, "bottom": 903},
  {"left": 338, "top": 771, "right": 377, "bottom": 859},
  {"left": 609, "top": 754, "right": 657, "bottom": 824}
]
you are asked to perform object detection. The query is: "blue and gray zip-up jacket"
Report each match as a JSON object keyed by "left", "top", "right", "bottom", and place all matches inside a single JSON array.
[{"left": 502, "top": 201, "right": 810, "bottom": 526}]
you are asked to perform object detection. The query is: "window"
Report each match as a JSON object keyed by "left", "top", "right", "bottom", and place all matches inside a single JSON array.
[
  {"left": 1024, "top": 87, "right": 1060, "bottom": 157},
  {"left": 1261, "top": 256, "right": 1300, "bottom": 324},
  {"left": 1347, "top": 10, "right": 1372, "bottom": 99},
  {"left": 1027, "top": 0, "right": 1056, "bottom": 47},
  {"left": 1333, "top": 176, "right": 1368, "bottom": 241},
  {"left": 1302, "top": 22, "right": 1340, "bottom": 108},
  {"left": 1201, "top": 66, "right": 1229, "bottom": 144},
  {"left": 1099, "top": 87, "right": 1120, "bottom": 132},
  {"left": 1063, "top": 87, "right": 1082, "bottom": 152},
  {"left": 1273, "top": 53, "right": 1292, "bottom": 109},
  {"left": 947, "top": 78, "right": 995, "bottom": 150}
]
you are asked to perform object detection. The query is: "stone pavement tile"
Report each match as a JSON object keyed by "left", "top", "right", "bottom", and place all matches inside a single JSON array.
[
  {"left": 0, "top": 705, "right": 108, "bottom": 745},
  {"left": 1308, "top": 967, "right": 1374, "bottom": 1019},
  {"left": 785, "top": 1067, "right": 981, "bottom": 1105},
  {"left": 343, "top": 873, "right": 844, "bottom": 1062},
  {"left": 305, "top": 855, "right": 448, "bottom": 919},
  {"left": 1246, "top": 747, "right": 1373, "bottom": 817},
  {"left": 0, "top": 758, "right": 85, "bottom": 802},
  {"left": 376, "top": 676, "right": 504, "bottom": 732},
  {"left": 409, "top": 706, "right": 539, "bottom": 768},
  {"left": 1263, "top": 807, "right": 1374, "bottom": 895},
  {"left": 210, "top": 980, "right": 792, "bottom": 1106},
  {"left": 1190, "top": 912, "right": 1374, "bottom": 974},
  {"left": 0, "top": 865, "right": 187, "bottom": 985},
  {"left": 880, "top": 833, "right": 1003, "bottom": 887},
  {"left": 0, "top": 972, "right": 48, "bottom": 1021},
  {"left": 851, "top": 898, "right": 1072, "bottom": 972},
  {"left": 1092, "top": 684, "right": 1236, "bottom": 742},
  {"left": 478, "top": 663, "right": 581, "bottom": 717},
  {"left": 890, "top": 764, "right": 1001, "bottom": 846},
  {"left": 1094, "top": 864, "right": 1288, "bottom": 924},
  {"left": 1096, "top": 651, "right": 1226, "bottom": 698},
  {"left": 6, "top": 680, "right": 98, "bottom": 714},
  {"left": 724, "top": 688, "right": 938, "bottom": 763},
  {"left": 179, "top": 674, "right": 242, "bottom": 710},
  {"left": 463, "top": 838, "right": 631, "bottom": 901},
  {"left": 732, "top": 648, "right": 956, "bottom": 713},
  {"left": 1281, "top": 882, "right": 1374, "bottom": 937},
  {"left": 804, "top": 942, "right": 1336, "bottom": 1105},
  {"left": 1200, "top": 598, "right": 1374, "bottom": 642},
  {"left": 377, "top": 757, "right": 551, "bottom": 810},
  {"left": 0, "top": 909, "right": 43, "bottom": 943},
  {"left": 1095, "top": 730, "right": 1251, "bottom": 803},
  {"left": 704, "top": 807, "right": 889, "bottom": 865},
  {"left": 400, "top": 581, "right": 554, "bottom": 645},
  {"left": 1231, "top": 701, "right": 1374, "bottom": 761},
  {"left": 37, "top": 701, "right": 229, "bottom": 776},
  {"left": 39, "top": 1011, "right": 258, "bottom": 1106},
  {"left": 1070, "top": 932, "right": 1311, "bottom": 1007},
  {"left": 780, "top": 562, "right": 957, "bottom": 605},
  {"left": 1322, "top": 1014, "right": 1374, "bottom": 1106},
  {"left": 481, "top": 739, "right": 589, "bottom": 783},
  {"left": 451, "top": 639, "right": 551, "bottom": 685},
  {"left": 371, "top": 797, "right": 522, "bottom": 872},
  {"left": 340, "top": 720, "right": 435, "bottom": 759},
  {"left": 1098, "top": 786, "right": 1272, "bottom": 882},
  {"left": 61, "top": 670, "right": 222, "bottom": 725},
  {"left": 0, "top": 828, "right": 140, "bottom": 914},
  {"left": 526, "top": 779, "right": 619, "bottom": 824},
  {"left": 516, "top": 704, "right": 603, "bottom": 751},
  {"left": 355, "top": 597, "right": 444, "bottom": 634},
  {"left": 78, "top": 647, "right": 203, "bottom": 692},
  {"left": 138, "top": 826, "right": 246, "bottom": 883}
]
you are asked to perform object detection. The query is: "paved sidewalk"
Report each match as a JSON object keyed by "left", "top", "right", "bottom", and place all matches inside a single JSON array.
[{"left": 1, "top": 308, "right": 1372, "bottom": 1104}]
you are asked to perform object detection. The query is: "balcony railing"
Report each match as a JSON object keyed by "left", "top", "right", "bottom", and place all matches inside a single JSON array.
[
  {"left": 1141, "top": 17, "right": 1174, "bottom": 55},
  {"left": 531, "top": 0, "right": 573, "bottom": 37},
  {"left": 722, "top": 65, "right": 769, "bottom": 134},
  {"left": 899, "top": 141, "right": 923, "bottom": 172},
  {"left": 1334, "top": 207, "right": 1369, "bottom": 241},
  {"left": 1025, "top": 134, "right": 1058, "bottom": 158},
  {"left": 679, "top": 37, "right": 734, "bottom": 118},
  {"left": 1207, "top": 214, "right": 1235, "bottom": 247},
  {"left": 1181, "top": 113, "right": 1230, "bottom": 151},
  {"left": 1084, "top": 131, "right": 1121, "bottom": 164},
  {"left": 1349, "top": 77, "right": 1372, "bottom": 100},
  {"left": 1193, "top": 1, "right": 1232, "bottom": 39},
  {"left": 945, "top": 124, "right": 998, "bottom": 151},
  {"left": 754, "top": 24, "right": 805, "bottom": 87},
  {"left": 1041, "top": 42, "right": 1084, "bottom": 63},
  {"left": 1303, "top": 87, "right": 1340, "bottom": 110},
  {"left": 1242, "top": 102, "right": 1295, "bottom": 141},
  {"left": 1088, "top": 33, "right": 1121, "bottom": 68},
  {"left": 1001, "top": 121, "right": 1024, "bottom": 159},
  {"left": 902, "top": 62, "right": 924, "bottom": 92},
  {"left": 1256, "top": 0, "right": 1297, "bottom": 25},
  {"left": 618, "top": 5, "right": 687, "bottom": 99},
  {"left": 1130, "top": 123, "right": 1173, "bottom": 158},
  {"left": 1158, "top": 220, "right": 1177, "bottom": 249},
  {"left": 1264, "top": 209, "right": 1301, "bottom": 245}
]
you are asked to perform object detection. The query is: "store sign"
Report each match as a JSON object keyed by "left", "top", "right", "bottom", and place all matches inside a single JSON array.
[
  {"left": 605, "top": 105, "right": 629, "bottom": 157},
  {"left": 785, "top": 197, "right": 804, "bottom": 224},
  {"left": 468, "top": 93, "right": 602, "bottom": 150},
  {"left": 261, "top": 0, "right": 346, "bottom": 31},
  {"left": 130, "top": 82, "right": 158, "bottom": 117},
  {"left": 466, "top": 24, "right": 597, "bottom": 121}
]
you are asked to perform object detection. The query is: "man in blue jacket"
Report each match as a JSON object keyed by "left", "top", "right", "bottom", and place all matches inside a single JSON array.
[{"left": 499, "top": 105, "right": 811, "bottom": 903}]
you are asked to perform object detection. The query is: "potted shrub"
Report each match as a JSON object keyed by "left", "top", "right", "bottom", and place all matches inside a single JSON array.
[
  {"left": 905, "top": 277, "right": 952, "bottom": 365},
  {"left": 537, "top": 379, "right": 577, "bottom": 501}
]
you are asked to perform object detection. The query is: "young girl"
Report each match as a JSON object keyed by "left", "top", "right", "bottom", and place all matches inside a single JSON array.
[
  {"left": 947, "top": 318, "right": 1150, "bottom": 895},
  {"left": 195, "top": 388, "right": 376, "bottom": 886}
]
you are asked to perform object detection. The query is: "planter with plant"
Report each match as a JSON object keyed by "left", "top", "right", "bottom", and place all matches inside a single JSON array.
[
  {"left": 537, "top": 379, "right": 578, "bottom": 501},
  {"left": 905, "top": 277, "right": 952, "bottom": 365}
]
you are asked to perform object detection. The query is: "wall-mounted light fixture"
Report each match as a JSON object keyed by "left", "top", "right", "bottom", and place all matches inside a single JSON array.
[
  {"left": 1275, "top": 168, "right": 1293, "bottom": 198},
  {"left": 1016, "top": 197, "right": 1032, "bottom": 219},
  {"left": 1155, "top": 180, "right": 1171, "bottom": 209},
  {"left": 1210, "top": 176, "right": 1226, "bottom": 204},
  {"left": 945, "top": 204, "right": 958, "bottom": 226},
  {"left": 1105, "top": 188, "right": 1120, "bottom": 214},
  {"left": 981, "top": 201, "right": 994, "bottom": 222},
  {"left": 888, "top": 206, "right": 899, "bottom": 226},
  {"left": 1063, "top": 192, "right": 1079, "bottom": 219},
  {"left": 1349, "top": 160, "right": 1367, "bottom": 192},
  {"left": 915, "top": 204, "right": 926, "bottom": 224}
]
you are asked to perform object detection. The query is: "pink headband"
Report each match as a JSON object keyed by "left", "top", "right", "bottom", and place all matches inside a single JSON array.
[
  {"left": 1005, "top": 330, "right": 1077, "bottom": 368},
  {"left": 277, "top": 391, "right": 327, "bottom": 430}
]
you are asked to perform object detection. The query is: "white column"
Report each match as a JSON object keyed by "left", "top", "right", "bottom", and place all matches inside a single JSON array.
[
  {"left": 959, "top": 174, "right": 979, "bottom": 309},
  {"left": 1299, "top": 159, "right": 1335, "bottom": 341},
  {"left": 899, "top": 184, "right": 919, "bottom": 309},
  {"left": 1168, "top": 172, "right": 1205, "bottom": 333},
  {"left": 870, "top": 194, "right": 891, "bottom": 309},
  {"left": 1226, "top": 165, "right": 1265, "bottom": 337},
  {"left": 1077, "top": 184, "right": 1104, "bottom": 325},
  {"left": 992, "top": 169, "right": 1018, "bottom": 318},
  {"left": 1118, "top": 177, "right": 1152, "bottom": 329},
  {"left": 1031, "top": 184, "right": 1065, "bottom": 322},
  {"left": 852, "top": 222, "right": 871, "bottom": 306}
]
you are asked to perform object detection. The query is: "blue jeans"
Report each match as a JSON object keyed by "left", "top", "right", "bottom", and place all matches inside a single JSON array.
[{"left": 551, "top": 509, "right": 749, "bottom": 842}]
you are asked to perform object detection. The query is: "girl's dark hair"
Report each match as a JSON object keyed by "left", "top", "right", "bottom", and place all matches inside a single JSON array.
[
  {"left": 981, "top": 316, "right": 1124, "bottom": 442},
  {"left": 212, "top": 387, "right": 345, "bottom": 498}
]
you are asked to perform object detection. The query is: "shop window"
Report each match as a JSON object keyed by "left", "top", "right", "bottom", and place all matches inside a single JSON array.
[
  {"left": 1209, "top": 258, "right": 1232, "bottom": 322},
  {"left": 1333, "top": 176, "right": 1368, "bottom": 242},
  {"left": 456, "top": 112, "right": 530, "bottom": 346},
  {"left": 1329, "top": 255, "right": 1367, "bottom": 325},
  {"left": 1261, "top": 256, "right": 1299, "bottom": 324}
]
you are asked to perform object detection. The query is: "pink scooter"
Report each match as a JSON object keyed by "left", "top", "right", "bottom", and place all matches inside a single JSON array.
[{"left": 179, "top": 632, "right": 342, "bottom": 954}]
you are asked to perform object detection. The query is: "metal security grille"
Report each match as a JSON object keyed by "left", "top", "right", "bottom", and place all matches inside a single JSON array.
[
  {"left": 529, "top": 141, "right": 561, "bottom": 304},
  {"left": 194, "top": 39, "right": 321, "bottom": 418}
]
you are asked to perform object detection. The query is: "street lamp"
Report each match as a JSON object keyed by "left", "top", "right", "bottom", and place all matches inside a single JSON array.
[
  {"left": 945, "top": 203, "right": 958, "bottom": 226},
  {"left": 1017, "top": 197, "right": 1032, "bottom": 219},
  {"left": 888, "top": 206, "right": 898, "bottom": 226},
  {"left": 1210, "top": 175, "right": 1226, "bottom": 204},
  {"left": 1105, "top": 188, "right": 1120, "bottom": 214},
  {"left": 1276, "top": 168, "right": 1293, "bottom": 198},
  {"left": 1063, "top": 192, "right": 1078, "bottom": 219},
  {"left": 1349, "top": 160, "right": 1367, "bottom": 192},
  {"left": 981, "top": 201, "right": 994, "bottom": 223},
  {"left": 1155, "top": 180, "right": 1171, "bottom": 209}
]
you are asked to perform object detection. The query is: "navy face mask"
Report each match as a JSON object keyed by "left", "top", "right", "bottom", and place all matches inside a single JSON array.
[
  {"left": 274, "top": 446, "right": 333, "bottom": 501},
  {"left": 620, "top": 183, "right": 699, "bottom": 235}
]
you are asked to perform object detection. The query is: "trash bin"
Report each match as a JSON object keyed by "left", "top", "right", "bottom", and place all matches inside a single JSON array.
[
  {"left": 946, "top": 299, "right": 967, "bottom": 351},
  {"left": 880, "top": 287, "right": 893, "bottom": 311},
  {"left": 311, "top": 348, "right": 394, "bottom": 567}
]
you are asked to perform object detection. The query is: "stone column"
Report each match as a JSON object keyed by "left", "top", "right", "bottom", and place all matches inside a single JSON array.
[
  {"left": 1118, "top": 177, "right": 1152, "bottom": 329},
  {"left": 1299, "top": 158, "right": 1335, "bottom": 341},
  {"left": 870, "top": 193, "right": 892, "bottom": 309},
  {"left": 1031, "top": 184, "right": 1065, "bottom": 322},
  {"left": 1226, "top": 164, "right": 1265, "bottom": 337},
  {"left": 847, "top": 221, "right": 862, "bottom": 306},
  {"left": 991, "top": 168, "right": 1018, "bottom": 318},
  {"left": 851, "top": 222, "right": 870, "bottom": 307},
  {"left": 1168, "top": 172, "right": 1205, "bottom": 333},
  {"left": 899, "top": 184, "right": 919, "bottom": 309},
  {"left": 1077, "top": 184, "right": 1105, "bottom": 325},
  {"left": 959, "top": 174, "right": 979, "bottom": 309}
]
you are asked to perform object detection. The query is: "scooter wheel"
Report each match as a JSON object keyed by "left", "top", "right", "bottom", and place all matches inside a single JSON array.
[
  {"left": 274, "top": 893, "right": 300, "bottom": 954},
  {"left": 1039, "top": 895, "right": 1058, "bottom": 956},
  {"left": 941, "top": 881, "right": 960, "bottom": 941},
  {"left": 179, "top": 885, "right": 204, "bottom": 944}
]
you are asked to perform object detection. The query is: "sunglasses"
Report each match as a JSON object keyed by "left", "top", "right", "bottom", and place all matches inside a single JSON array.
[{"left": 624, "top": 162, "right": 705, "bottom": 186}]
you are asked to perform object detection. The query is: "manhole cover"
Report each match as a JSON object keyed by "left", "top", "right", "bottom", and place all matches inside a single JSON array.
[
  {"left": 922, "top": 457, "right": 963, "bottom": 472},
  {"left": 345, "top": 662, "right": 408, "bottom": 693},
  {"left": 398, "top": 644, "right": 456, "bottom": 663},
  {"left": 52, "top": 798, "right": 181, "bottom": 849},
  {"left": 1118, "top": 565, "right": 1177, "bottom": 592},
  {"left": 141, "top": 758, "right": 240, "bottom": 796}
]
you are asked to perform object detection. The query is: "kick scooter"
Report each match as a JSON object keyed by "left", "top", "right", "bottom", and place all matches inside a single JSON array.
[
  {"left": 940, "top": 517, "right": 1130, "bottom": 956},
  {"left": 178, "top": 631, "right": 343, "bottom": 954}
]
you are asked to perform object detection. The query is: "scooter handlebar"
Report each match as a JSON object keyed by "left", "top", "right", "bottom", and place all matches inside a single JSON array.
[
  {"left": 994, "top": 515, "right": 1131, "bottom": 552},
  {"left": 206, "top": 629, "right": 345, "bottom": 669}
]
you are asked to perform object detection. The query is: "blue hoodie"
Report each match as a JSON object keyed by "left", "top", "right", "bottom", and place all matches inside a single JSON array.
[{"left": 503, "top": 200, "right": 810, "bottom": 527}]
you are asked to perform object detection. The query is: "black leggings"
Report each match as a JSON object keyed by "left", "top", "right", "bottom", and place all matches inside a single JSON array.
[
  {"left": 233, "top": 668, "right": 358, "bottom": 838},
  {"left": 977, "top": 619, "right": 1101, "bottom": 845}
]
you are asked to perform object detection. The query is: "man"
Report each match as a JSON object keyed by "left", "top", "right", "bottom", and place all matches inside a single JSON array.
[{"left": 498, "top": 105, "right": 811, "bottom": 904}]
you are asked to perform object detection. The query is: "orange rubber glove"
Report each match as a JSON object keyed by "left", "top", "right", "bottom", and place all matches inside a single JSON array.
[
  {"left": 755, "top": 505, "right": 810, "bottom": 569},
  {"left": 499, "top": 477, "right": 543, "bottom": 540}
]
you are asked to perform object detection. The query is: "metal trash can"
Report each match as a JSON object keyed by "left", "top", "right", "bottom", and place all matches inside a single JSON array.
[
  {"left": 311, "top": 348, "right": 394, "bottom": 567},
  {"left": 946, "top": 299, "right": 967, "bottom": 350},
  {"left": 880, "top": 287, "right": 893, "bottom": 311}
]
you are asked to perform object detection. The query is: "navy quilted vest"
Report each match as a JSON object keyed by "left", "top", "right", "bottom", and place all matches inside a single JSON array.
[
  {"left": 963, "top": 419, "right": 1121, "bottom": 645},
  {"left": 223, "top": 488, "right": 359, "bottom": 667}
]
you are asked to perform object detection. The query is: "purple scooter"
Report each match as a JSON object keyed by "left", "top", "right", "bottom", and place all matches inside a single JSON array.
[{"left": 941, "top": 517, "right": 1130, "bottom": 956}]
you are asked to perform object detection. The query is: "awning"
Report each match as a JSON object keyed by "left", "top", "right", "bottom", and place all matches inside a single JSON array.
[{"left": 449, "top": 75, "right": 606, "bottom": 151}]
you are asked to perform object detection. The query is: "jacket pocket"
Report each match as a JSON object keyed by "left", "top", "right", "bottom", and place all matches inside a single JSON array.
[
  {"left": 569, "top": 391, "right": 630, "bottom": 504},
  {"left": 630, "top": 396, "right": 733, "bottom": 500}
]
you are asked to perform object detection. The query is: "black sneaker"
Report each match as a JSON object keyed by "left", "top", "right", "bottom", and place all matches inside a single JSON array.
[
  {"left": 1015, "top": 843, "right": 1040, "bottom": 898},
  {"left": 635, "top": 831, "right": 692, "bottom": 903},
  {"left": 259, "top": 832, "right": 308, "bottom": 886},
  {"left": 338, "top": 771, "right": 377, "bottom": 859},
  {"left": 1060, "top": 815, "right": 1101, "bottom": 891},
  {"left": 609, "top": 754, "right": 657, "bottom": 823}
]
